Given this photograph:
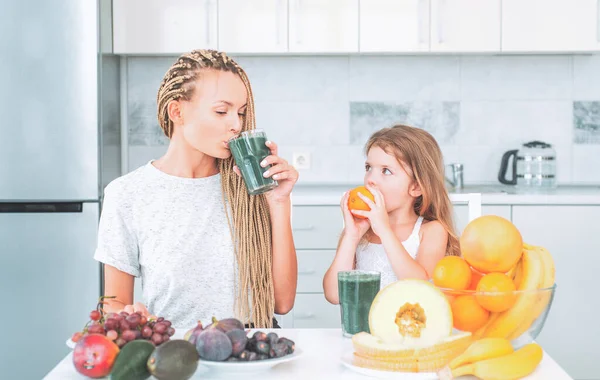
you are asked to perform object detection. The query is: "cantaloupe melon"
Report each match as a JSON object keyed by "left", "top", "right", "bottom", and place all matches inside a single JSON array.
[{"left": 368, "top": 279, "right": 453, "bottom": 346}]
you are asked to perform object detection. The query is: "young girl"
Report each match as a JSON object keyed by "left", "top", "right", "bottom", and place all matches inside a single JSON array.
[
  {"left": 95, "top": 49, "right": 298, "bottom": 328},
  {"left": 323, "top": 125, "right": 459, "bottom": 304}
]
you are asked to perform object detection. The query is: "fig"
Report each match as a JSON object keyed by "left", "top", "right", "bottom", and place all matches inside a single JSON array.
[
  {"left": 183, "top": 321, "right": 204, "bottom": 345},
  {"left": 205, "top": 316, "right": 244, "bottom": 334},
  {"left": 254, "top": 341, "right": 270, "bottom": 356},
  {"left": 253, "top": 331, "right": 268, "bottom": 342},
  {"left": 226, "top": 329, "right": 248, "bottom": 357},
  {"left": 267, "top": 332, "right": 279, "bottom": 346},
  {"left": 278, "top": 337, "right": 296, "bottom": 354},
  {"left": 195, "top": 327, "right": 233, "bottom": 361},
  {"left": 269, "top": 342, "right": 289, "bottom": 359}
]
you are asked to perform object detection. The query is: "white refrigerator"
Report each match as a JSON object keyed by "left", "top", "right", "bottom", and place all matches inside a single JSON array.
[{"left": 0, "top": 0, "right": 101, "bottom": 379}]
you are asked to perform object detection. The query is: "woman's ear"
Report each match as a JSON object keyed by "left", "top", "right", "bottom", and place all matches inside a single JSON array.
[
  {"left": 167, "top": 99, "right": 183, "bottom": 125},
  {"left": 409, "top": 181, "right": 423, "bottom": 198}
]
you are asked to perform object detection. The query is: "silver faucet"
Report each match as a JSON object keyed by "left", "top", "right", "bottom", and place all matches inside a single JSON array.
[{"left": 446, "top": 163, "right": 464, "bottom": 189}]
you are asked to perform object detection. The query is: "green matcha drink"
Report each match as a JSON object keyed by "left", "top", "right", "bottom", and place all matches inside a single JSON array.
[
  {"left": 228, "top": 129, "right": 278, "bottom": 195},
  {"left": 338, "top": 270, "right": 381, "bottom": 337}
]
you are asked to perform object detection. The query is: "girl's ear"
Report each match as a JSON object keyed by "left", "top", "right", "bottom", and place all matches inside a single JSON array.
[{"left": 409, "top": 181, "right": 423, "bottom": 198}]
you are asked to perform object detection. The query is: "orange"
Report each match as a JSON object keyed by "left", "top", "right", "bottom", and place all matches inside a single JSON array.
[
  {"left": 432, "top": 256, "right": 472, "bottom": 291},
  {"left": 475, "top": 272, "right": 517, "bottom": 312},
  {"left": 348, "top": 186, "right": 375, "bottom": 219},
  {"left": 451, "top": 295, "right": 490, "bottom": 332},
  {"left": 468, "top": 266, "right": 485, "bottom": 290},
  {"left": 460, "top": 215, "right": 523, "bottom": 273}
]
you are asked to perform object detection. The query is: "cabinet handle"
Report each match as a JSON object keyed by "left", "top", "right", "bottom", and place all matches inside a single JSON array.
[
  {"left": 417, "top": 0, "right": 428, "bottom": 45},
  {"left": 295, "top": 312, "right": 315, "bottom": 319},
  {"left": 293, "top": 225, "right": 314, "bottom": 231},
  {"left": 437, "top": 0, "right": 445, "bottom": 44},
  {"left": 298, "top": 268, "right": 316, "bottom": 275}
]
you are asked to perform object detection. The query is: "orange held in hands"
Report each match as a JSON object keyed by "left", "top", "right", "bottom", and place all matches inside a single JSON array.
[
  {"left": 348, "top": 186, "right": 375, "bottom": 219},
  {"left": 460, "top": 215, "right": 523, "bottom": 273},
  {"left": 432, "top": 256, "right": 472, "bottom": 291}
]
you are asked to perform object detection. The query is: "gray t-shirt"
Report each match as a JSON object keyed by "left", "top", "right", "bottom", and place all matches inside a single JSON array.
[{"left": 94, "top": 161, "right": 236, "bottom": 329}]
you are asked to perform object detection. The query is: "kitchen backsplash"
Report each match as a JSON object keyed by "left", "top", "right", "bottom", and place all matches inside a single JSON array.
[{"left": 101, "top": 54, "right": 600, "bottom": 188}]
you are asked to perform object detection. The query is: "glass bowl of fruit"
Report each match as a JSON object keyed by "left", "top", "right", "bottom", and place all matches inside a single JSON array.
[{"left": 433, "top": 216, "right": 557, "bottom": 349}]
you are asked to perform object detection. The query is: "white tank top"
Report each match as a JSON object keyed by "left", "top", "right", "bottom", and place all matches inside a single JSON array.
[{"left": 355, "top": 216, "right": 424, "bottom": 289}]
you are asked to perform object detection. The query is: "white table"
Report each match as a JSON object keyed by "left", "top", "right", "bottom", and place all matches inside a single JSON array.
[{"left": 44, "top": 329, "right": 573, "bottom": 379}]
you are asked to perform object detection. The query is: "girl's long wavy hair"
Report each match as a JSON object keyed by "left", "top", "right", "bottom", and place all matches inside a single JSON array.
[{"left": 365, "top": 125, "right": 460, "bottom": 256}]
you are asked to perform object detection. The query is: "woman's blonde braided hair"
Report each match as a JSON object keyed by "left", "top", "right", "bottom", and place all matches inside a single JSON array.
[{"left": 156, "top": 49, "right": 274, "bottom": 328}]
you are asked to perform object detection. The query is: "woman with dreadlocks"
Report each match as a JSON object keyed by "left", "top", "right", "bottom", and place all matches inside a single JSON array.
[{"left": 94, "top": 49, "right": 298, "bottom": 329}]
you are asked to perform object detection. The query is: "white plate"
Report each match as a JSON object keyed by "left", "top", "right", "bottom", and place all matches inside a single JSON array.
[
  {"left": 66, "top": 338, "right": 76, "bottom": 349},
  {"left": 198, "top": 348, "right": 303, "bottom": 374},
  {"left": 340, "top": 352, "right": 438, "bottom": 379}
]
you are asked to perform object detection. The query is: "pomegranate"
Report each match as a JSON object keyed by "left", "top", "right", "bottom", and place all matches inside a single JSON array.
[{"left": 72, "top": 333, "right": 119, "bottom": 378}]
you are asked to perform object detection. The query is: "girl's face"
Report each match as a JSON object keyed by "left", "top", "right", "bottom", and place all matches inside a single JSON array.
[
  {"left": 173, "top": 69, "right": 248, "bottom": 159},
  {"left": 364, "top": 146, "right": 422, "bottom": 212}
]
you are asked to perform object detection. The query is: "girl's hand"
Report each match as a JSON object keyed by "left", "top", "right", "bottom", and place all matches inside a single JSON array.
[
  {"left": 233, "top": 140, "right": 298, "bottom": 204},
  {"left": 350, "top": 185, "right": 391, "bottom": 238},
  {"left": 340, "top": 190, "right": 371, "bottom": 241}
]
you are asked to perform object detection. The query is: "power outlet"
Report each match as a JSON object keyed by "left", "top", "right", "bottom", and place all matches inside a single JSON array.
[{"left": 292, "top": 152, "right": 311, "bottom": 170}]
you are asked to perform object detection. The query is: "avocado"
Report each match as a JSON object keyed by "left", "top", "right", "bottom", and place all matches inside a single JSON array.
[
  {"left": 147, "top": 339, "right": 199, "bottom": 380},
  {"left": 109, "top": 340, "right": 154, "bottom": 380}
]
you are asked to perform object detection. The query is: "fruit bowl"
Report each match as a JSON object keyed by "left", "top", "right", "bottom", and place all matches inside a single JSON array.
[{"left": 437, "top": 284, "right": 556, "bottom": 349}]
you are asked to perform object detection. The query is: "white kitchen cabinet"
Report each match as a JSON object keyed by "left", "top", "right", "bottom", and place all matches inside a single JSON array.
[
  {"left": 218, "top": 0, "right": 288, "bottom": 53},
  {"left": 359, "top": 0, "right": 430, "bottom": 53},
  {"left": 430, "top": 0, "right": 501, "bottom": 52},
  {"left": 512, "top": 205, "right": 600, "bottom": 380},
  {"left": 453, "top": 205, "right": 511, "bottom": 235},
  {"left": 289, "top": 0, "right": 359, "bottom": 53},
  {"left": 502, "top": 0, "right": 600, "bottom": 52},
  {"left": 113, "top": 0, "right": 217, "bottom": 54},
  {"left": 290, "top": 294, "right": 341, "bottom": 328}
]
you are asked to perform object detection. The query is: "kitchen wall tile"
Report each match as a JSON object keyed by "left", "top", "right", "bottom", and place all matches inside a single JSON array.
[
  {"left": 232, "top": 56, "right": 349, "bottom": 103},
  {"left": 255, "top": 101, "right": 349, "bottom": 146},
  {"left": 127, "top": 57, "right": 177, "bottom": 144},
  {"left": 278, "top": 145, "right": 365, "bottom": 184},
  {"left": 349, "top": 102, "right": 460, "bottom": 145},
  {"left": 573, "top": 101, "right": 600, "bottom": 144},
  {"left": 348, "top": 56, "right": 460, "bottom": 102},
  {"left": 572, "top": 145, "right": 600, "bottom": 183},
  {"left": 461, "top": 56, "right": 573, "bottom": 101},
  {"left": 573, "top": 56, "right": 600, "bottom": 100},
  {"left": 458, "top": 101, "right": 572, "bottom": 146},
  {"left": 128, "top": 146, "right": 168, "bottom": 172}
]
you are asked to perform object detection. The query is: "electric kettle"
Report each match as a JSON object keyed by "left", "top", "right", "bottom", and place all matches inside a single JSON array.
[{"left": 498, "top": 141, "right": 557, "bottom": 189}]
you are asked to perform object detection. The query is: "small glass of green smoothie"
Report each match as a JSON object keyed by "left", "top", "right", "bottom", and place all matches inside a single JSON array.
[
  {"left": 228, "top": 129, "right": 278, "bottom": 195},
  {"left": 338, "top": 270, "right": 381, "bottom": 337}
]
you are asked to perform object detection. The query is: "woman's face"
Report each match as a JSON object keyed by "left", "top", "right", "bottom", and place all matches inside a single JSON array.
[{"left": 175, "top": 69, "right": 248, "bottom": 159}]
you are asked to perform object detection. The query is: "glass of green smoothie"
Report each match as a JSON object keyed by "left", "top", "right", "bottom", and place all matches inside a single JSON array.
[
  {"left": 338, "top": 270, "right": 381, "bottom": 337},
  {"left": 228, "top": 129, "right": 278, "bottom": 195}
]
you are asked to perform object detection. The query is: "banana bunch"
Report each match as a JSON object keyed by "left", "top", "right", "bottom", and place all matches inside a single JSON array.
[
  {"left": 438, "top": 338, "right": 544, "bottom": 380},
  {"left": 474, "top": 243, "right": 555, "bottom": 340}
]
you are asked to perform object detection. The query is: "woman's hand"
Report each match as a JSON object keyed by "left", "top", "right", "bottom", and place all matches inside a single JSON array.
[
  {"left": 118, "top": 302, "right": 151, "bottom": 318},
  {"left": 233, "top": 140, "right": 298, "bottom": 204},
  {"left": 349, "top": 185, "right": 392, "bottom": 238},
  {"left": 340, "top": 190, "right": 371, "bottom": 241}
]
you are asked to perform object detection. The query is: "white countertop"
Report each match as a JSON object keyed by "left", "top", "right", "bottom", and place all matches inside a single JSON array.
[
  {"left": 290, "top": 184, "right": 600, "bottom": 206},
  {"left": 44, "top": 329, "right": 572, "bottom": 380}
]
